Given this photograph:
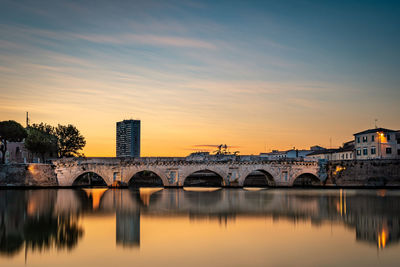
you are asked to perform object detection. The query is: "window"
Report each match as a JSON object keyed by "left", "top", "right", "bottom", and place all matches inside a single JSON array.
[
  {"left": 387, "top": 134, "right": 391, "bottom": 141},
  {"left": 386, "top": 147, "right": 392, "bottom": 154},
  {"left": 363, "top": 148, "right": 368, "bottom": 155},
  {"left": 371, "top": 135, "right": 375, "bottom": 142},
  {"left": 346, "top": 153, "right": 348, "bottom": 159},
  {"left": 371, "top": 147, "right": 376, "bottom": 155},
  {"left": 357, "top": 137, "right": 360, "bottom": 143},
  {"left": 357, "top": 149, "right": 361, "bottom": 156},
  {"left": 398, "top": 149, "right": 400, "bottom": 156},
  {"left": 363, "top": 136, "right": 368, "bottom": 142}
]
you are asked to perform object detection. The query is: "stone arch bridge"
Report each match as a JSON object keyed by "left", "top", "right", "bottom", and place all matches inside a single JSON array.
[{"left": 53, "top": 157, "right": 324, "bottom": 187}]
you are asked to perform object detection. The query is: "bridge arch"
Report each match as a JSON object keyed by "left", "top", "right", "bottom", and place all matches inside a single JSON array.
[
  {"left": 243, "top": 169, "right": 275, "bottom": 187},
  {"left": 122, "top": 168, "right": 169, "bottom": 187},
  {"left": 291, "top": 173, "right": 321, "bottom": 187},
  {"left": 128, "top": 170, "right": 165, "bottom": 188},
  {"left": 183, "top": 169, "right": 225, "bottom": 187},
  {"left": 72, "top": 171, "right": 108, "bottom": 187}
]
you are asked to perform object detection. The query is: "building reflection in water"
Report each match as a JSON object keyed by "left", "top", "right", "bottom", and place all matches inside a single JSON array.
[
  {"left": 116, "top": 211, "right": 140, "bottom": 248},
  {"left": 1, "top": 188, "right": 400, "bottom": 258}
]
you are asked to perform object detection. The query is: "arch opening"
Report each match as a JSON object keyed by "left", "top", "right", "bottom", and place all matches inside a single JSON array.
[
  {"left": 129, "top": 171, "right": 164, "bottom": 188},
  {"left": 293, "top": 173, "right": 321, "bottom": 187},
  {"left": 184, "top": 170, "right": 223, "bottom": 187},
  {"left": 72, "top": 172, "right": 107, "bottom": 187},
  {"left": 243, "top": 170, "right": 275, "bottom": 187}
]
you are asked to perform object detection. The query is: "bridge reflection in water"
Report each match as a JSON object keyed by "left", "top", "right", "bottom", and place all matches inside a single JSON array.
[{"left": 1, "top": 188, "right": 400, "bottom": 265}]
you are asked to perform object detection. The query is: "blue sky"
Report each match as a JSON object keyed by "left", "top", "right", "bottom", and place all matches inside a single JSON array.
[{"left": 1, "top": 0, "right": 399, "bottom": 156}]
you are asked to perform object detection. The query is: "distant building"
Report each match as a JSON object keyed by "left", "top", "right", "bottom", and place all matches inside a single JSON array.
[
  {"left": 1, "top": 141, "right": 55, "bottom": 163},
  {"left": 259, "top": 150, "right": 287, "bottom": 160},
  {"left": 259, "top": 146, "right": 324, "bottom": 160},
  {"left": 306, "top": 141, "right": 354, "bottom": 161},
  {"left": 286, "top": 149, "right": 314, "bottom": 159},
  {"left": 354, "top": 128, "right": 400, "bottom": 159},
  {"left": 116, "top": 119, "right": 141, "bottom": 157},
  {"left": 310, "top": 145, "right": 325, "bottom": 151},
  {"left": 186, "top": 152, "right": 211, "bottom": 161}
]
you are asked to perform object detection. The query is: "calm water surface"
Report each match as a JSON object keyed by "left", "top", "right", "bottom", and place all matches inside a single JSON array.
[{"left": 1, "top": 188, "right": 400, "bottom": 267}]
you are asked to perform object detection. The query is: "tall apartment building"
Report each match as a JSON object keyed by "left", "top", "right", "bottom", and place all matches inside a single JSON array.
[{"left": 116, "top": 119, "right": 141, "bottom": 157}]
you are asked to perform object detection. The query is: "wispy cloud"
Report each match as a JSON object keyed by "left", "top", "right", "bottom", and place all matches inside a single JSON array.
[
  {"left": 72, "top": 33, "right": 217, "bottom": 49},
  {"left": 0, "top": 24, "right": 217, "bottom": 50}
]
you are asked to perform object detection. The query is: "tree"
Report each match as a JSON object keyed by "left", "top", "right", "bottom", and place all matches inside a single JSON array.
[
  {"left": 24, "top": 124, "right": 58, "bottom": 162},
  {"left": 56, "top": 124, "right": 86, "bottom": 157},
  {"left": 0, "top": 120, "right": 27, "bottom": 164}
]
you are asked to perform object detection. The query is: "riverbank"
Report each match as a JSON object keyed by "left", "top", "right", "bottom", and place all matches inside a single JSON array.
[
  {"left": 326, "top": 159, "right": 400, "bottom": 186},
  {"left": 0, "top": 163, "right": 58, "bottom": 187}
]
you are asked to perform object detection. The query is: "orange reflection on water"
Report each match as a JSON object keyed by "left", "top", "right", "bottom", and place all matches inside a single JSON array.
[
  {"left": 337, "top": 189, "right": 347, "bottom": 216},
  {"left": 378, "top": 226, "right": 388, "bottom": 249},
  {"left": 139, "top": 188, "right": 163, "bottom": 206},
  {"left": 82, "top": 188, "right": 108, "bottom": 210},
  {"left": 377, "top": 189, "right": 387, "bottom": 197}
]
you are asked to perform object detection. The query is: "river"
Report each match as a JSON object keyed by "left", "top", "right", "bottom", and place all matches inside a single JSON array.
[{"left": 1, "top": 188, "right": 400, "bottom": 266}]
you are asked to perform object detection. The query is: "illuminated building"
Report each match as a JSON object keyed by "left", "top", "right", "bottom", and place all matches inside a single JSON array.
[{"left": 354, "top": 128, "right": 400, "bottom": 159}]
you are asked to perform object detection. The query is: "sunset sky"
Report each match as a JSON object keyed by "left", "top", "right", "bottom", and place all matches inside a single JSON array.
[{"left": 1, "top": 0, "right": 399, "bottom": 157}]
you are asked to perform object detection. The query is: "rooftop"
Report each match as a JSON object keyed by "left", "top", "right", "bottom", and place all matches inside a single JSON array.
[{"left": 354, "top": 128, "right": 398, "bottom": 136}]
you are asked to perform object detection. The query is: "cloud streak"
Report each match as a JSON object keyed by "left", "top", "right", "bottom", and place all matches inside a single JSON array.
[
  {"left": 0, "top": 24, "right": 217, "bottom": 50},
  {"left": 73, "top": 33, "right": 217, "bottom": 49}
]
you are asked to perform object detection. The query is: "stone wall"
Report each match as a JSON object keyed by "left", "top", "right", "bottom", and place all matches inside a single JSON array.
[
  {"left": 327, "top": 160, "right": 400, "bottom": 186},
  {"left": 0, "top": 164, "right": 58, "bottom": 187}
]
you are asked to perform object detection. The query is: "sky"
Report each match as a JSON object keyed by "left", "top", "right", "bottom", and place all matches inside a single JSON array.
[{"left": 0, "top": 0, "right": 399, "bottom": 157}]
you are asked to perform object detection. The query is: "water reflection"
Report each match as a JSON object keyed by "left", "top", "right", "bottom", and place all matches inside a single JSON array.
[
  {"left": 0, "top": 190, "right": 83, "bottom": 258},
  {"left": 1, "top": 188, "right": 400, "bottom": 260}
]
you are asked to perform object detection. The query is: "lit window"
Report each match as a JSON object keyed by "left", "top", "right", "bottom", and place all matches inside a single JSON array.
[
  {"left": 357, "top": 149, "right": 361, "bottom": 156},
  {"left": 363, "top": 148, "right": 368, "bottom": 155},
  {"left": 363, "top": 136, "right": 368, "bottom": 142},
  {"left": 386, "top": 147, "right": 392, "bottom": 154},
  {"left": 371, "top": 147, "right": 376, "bottom": 155}
]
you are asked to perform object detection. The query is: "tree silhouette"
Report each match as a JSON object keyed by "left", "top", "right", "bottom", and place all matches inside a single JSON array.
[{"left": 56, "top": 124, "right": 86, "bottom": 157}]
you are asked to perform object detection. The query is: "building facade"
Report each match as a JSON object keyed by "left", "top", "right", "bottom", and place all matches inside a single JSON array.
[
  {"left": 116, "top": 119, "right": 141, "bottom": 158},
  {"left": 259, "top": 146, "right": 324, "bottom": 160},
  {"left": 306, "top": 141, "right": 354, "bottom": 161},
  {"left": 1, "top": 141, "right": 55, "bottom": 163},
  {"left": 354, "top": 128, "right": 399, "bottom": 159}
]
